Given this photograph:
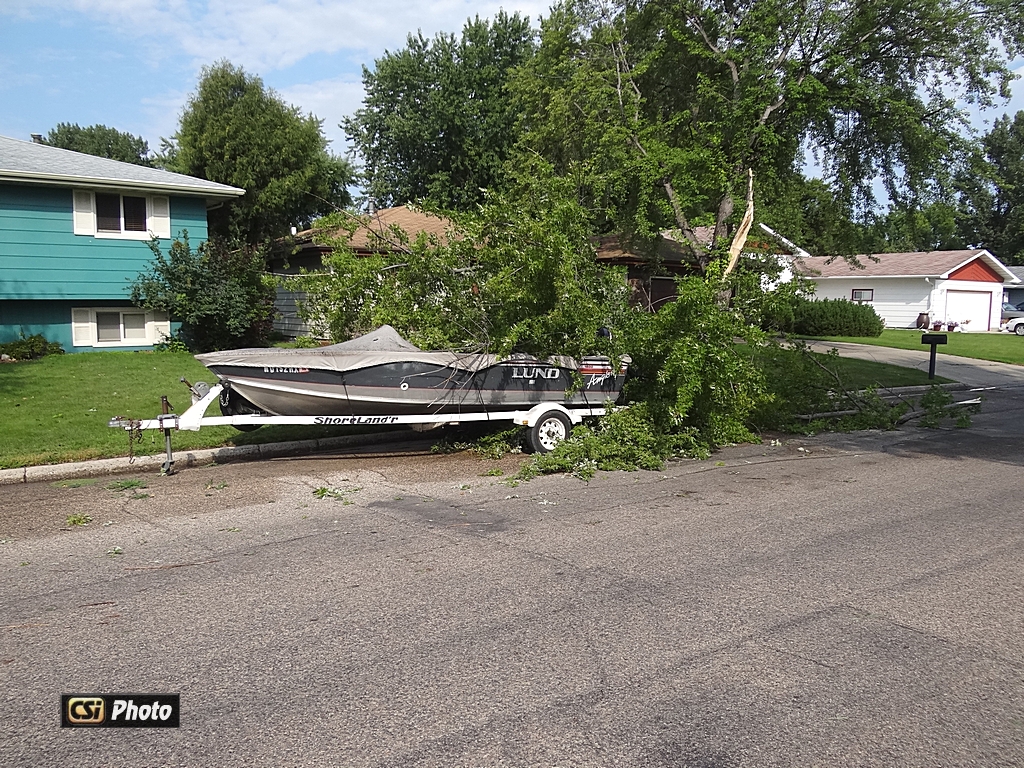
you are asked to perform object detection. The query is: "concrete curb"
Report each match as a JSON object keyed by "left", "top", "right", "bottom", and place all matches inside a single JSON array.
[
  {"left": 0, "top": 429, "right": 418, "bottom": 486},
  {"left": 0, "top": 382, "right": 976, "bottom": 486}
]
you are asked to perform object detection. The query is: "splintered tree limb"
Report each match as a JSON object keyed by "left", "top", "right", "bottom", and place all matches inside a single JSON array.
[{"left": 722, "top": 170, "right": 754, "bottom": 278}]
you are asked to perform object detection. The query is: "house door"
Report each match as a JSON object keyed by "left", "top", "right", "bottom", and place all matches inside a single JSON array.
[{"left": 944, "top": 290, "right": 992, "bottom": 331}]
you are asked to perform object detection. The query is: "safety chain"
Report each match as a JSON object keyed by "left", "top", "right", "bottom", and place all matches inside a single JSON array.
[{"left": 126, "top": 419, "right": 144, "bottom": 464}]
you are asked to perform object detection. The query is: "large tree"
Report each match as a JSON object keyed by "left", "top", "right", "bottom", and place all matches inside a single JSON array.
[
  {"left": 512, "top": 0, "right": 1024, "bottom": 268},
  {"left": 164, "top": 61, "right": 354, "bottom": 243},
  {"left": 344, "top": 12, "right": 536, "bottom": 211},
  {"left": 42, "top": 123, "right": 152, "bottom": 165},
  {"left": 955, "top": 111, "right": 1024, "bottom": 264},
  {"left": 866, "top": 203, "right": 965, "bottom": 253}
]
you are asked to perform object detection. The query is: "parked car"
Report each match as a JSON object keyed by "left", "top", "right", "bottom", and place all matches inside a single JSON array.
[
  {"left": 1001, "top": 302, "right": 1024, "bottom": 323},
  {"left": 1005, "top": 317, "right": 1024, "bottom": 335}
]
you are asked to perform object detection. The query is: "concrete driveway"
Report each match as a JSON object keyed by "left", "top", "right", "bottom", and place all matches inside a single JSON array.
[{"left": 3, "top": 391, "right": 1024, "bottom": 767}]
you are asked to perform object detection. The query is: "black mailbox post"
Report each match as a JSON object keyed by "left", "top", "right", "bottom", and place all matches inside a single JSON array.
[{"left": 921, "top": 333, "right": 947, "bottom": 379}]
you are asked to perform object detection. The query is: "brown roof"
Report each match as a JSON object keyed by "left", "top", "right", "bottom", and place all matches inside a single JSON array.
[
  {"left": 297, "top": 206, "right": 452, "bottom": 253},
  {"left": 792, "top": 249, "right": 1017, "bottom": 280}
]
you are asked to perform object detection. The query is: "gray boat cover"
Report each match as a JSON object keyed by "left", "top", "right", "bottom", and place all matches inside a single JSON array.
[{"left": 195, "top": 325, "right": 500, "bottom": 373}]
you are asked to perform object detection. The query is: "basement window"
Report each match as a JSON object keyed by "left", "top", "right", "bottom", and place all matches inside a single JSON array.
[
  {"left": 851, "top": 288, "right": 874, "bottom": 303},
  {"left": 72, "top": 308, "right": 170, "bottom": 347}
]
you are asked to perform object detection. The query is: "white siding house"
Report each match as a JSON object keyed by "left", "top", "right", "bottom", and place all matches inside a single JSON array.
[{"left": 794, "top": 250, "right": 1020, "bottom": 331}]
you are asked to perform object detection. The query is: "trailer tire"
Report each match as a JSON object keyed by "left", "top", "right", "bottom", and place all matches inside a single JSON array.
[
  {"left": 219, "top": 389, "right": 264, "bottom": 431},
  {"left": 528, "top": 410, "right": 571, "bottom": 454}
]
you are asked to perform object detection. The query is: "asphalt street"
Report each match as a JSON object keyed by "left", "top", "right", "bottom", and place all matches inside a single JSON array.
[{"left": 3, "top": 387, "right": 1024, "bottom": 767}]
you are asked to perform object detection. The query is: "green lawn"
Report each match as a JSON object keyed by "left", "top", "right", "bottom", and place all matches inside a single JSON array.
[
  {"left": 0, "top": 348, "right": 948, "bottom": 469},
  {"left": 818, "top": 354, "right": 950, "bottom": 388},
  {"left": 810, "top": 329, "right": 1024, "bottom": 366},
  {"left": 0, "top": 351, "right": 383, "bottom": 469}
]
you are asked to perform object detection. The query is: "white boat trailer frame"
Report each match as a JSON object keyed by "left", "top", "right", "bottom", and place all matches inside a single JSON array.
[{"left": 109, "top": 382, "right": 608, "bottom": 475}]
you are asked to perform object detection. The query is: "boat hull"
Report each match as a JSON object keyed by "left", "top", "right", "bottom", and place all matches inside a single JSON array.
[{"left": 206, "top": 358, "right": 627, "bottom": 417}]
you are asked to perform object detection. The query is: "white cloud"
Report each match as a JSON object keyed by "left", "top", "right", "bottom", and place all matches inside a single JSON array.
[
  {"left": 132, "top": 76, "right": 365, "bottom": 158},
  {"left": 138, "top": 88, "right": 192, "bottom": 149},
  {"left": 2, "top": 1, "right": 550, "bottom": 160},
  {"left": 278, "top": 75, "right": 365, "bottom": 153},
  {"left": 15, "top": 0, "right": 552, "bottom": 72}
]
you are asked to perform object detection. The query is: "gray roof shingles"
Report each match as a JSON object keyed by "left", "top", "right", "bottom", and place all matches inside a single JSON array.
[
  {"left": 794, "top": 250, "right": 1001, "bottom": 278},
  {"left": 0, "top": 134, "right": 243, "bottom": 199}
]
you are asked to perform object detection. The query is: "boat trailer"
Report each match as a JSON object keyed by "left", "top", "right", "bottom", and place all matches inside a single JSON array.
[{"left": 109, "top": 382, "right": 609, "bottom": 475}]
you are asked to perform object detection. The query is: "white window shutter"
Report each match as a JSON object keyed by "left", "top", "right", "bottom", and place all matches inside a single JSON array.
[
  {"left": 151, "top": 311, "right": 171, "bottom": 343},
  {"left": 71, "top": 308, "right": 93, "bottom": 346},
  {"left": 72, "top": 191, "right": 95, "bottom": 235},
  {"left": 150, "top": 196, "right": 171, "bottom": 238}
]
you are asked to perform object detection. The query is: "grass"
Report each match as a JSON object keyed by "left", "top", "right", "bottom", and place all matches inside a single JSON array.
[
  {"left": 818, "top": 354, "right": 951, "bottom": 388},
  {"left": 0, "top": 346, "right": 947, "bottom": 470},
  {"left": 50, "top": 478, "right": 98, "bottom": 488},
  {"left": 0, "top": 350, "right": 395, "bottom": 469},
  {"left": 809, "top": 329, "right": 1024, "bottom": 366},
  {"left": 106, "top": 479, "right": 147, "bottom": 491}
]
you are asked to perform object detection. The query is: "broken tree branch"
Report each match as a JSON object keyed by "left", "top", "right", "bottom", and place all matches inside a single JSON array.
[{"left": 722, "top": 169, "right": 754, "bottom": 278}]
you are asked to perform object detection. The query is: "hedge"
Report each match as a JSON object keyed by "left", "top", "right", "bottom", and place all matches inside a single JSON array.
[{"left": 787, "top": 297, "right": 884, "bottom": 337}]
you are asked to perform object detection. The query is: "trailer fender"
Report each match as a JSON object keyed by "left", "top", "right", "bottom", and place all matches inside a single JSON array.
[{"left": 515, "top": 402, "right": 582, "bottom": 428}]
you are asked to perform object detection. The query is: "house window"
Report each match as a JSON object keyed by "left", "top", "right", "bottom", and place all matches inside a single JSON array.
[
  {"left": 95, "top": 311, "right": 124, "bottom": 342},
  {"left": 95, "top": 193, "right": 149, "bottom": 233},
  {"left": 73, "top": 190, "right": 171, "bottom": 239},
  {"left": 71, "top": 308, "right": 170, "bottom": 348},
  {"left": 851, "top": 288, "right": 874, "bottom": 303}
]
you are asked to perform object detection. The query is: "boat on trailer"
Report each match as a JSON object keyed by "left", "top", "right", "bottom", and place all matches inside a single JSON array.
[
  {"left": 110, "top": 326, "right": 630, "bottom": 472},
  {"left": 195, "top": 325, "right": 629, "bottom": 419}
]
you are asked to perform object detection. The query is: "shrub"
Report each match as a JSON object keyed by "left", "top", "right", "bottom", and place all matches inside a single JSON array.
[
  {"left": 519, "top": 404, "right": 679, "bottom": 480},
  {"left": 152, "top": 332, "right": 190, "bottom": 353},
  {"left": 0, "top": 333, "right": 65, "bottom": 360},
  {"left": 789, "top": 297, "right": 884, "bottom": 337},
  {"left": 129, "top": 233, "right": 276, "bottom": 352}
]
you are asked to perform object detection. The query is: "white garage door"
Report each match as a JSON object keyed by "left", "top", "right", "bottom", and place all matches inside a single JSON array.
[{"left": 945, "top": 290, "right": 992, "bottom": 331}]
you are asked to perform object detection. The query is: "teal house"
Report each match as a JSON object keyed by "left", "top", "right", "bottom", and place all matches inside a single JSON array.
[{"left": 0, "top": 135, "right": 243, "bottom": 351}]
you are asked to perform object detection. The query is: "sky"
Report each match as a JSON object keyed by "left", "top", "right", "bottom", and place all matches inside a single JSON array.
[
  {"left": 0, "top": 0, "right": 550, "bottom": 157},
  {"left": 1, "top": 0, "right": 1022, "bottom": 173}
]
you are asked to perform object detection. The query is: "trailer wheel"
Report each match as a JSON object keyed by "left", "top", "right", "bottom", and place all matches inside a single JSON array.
[
  {"left": 528, "top": 411, "right": 571, "bottom": 454},
  {"left": 219, "top": 389, "right": 264, "bottom": 432}
]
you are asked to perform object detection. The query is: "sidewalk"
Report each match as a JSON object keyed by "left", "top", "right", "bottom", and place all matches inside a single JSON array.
[{"left": 804, "top": 340, "right": 1024, "bottom": 388}]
